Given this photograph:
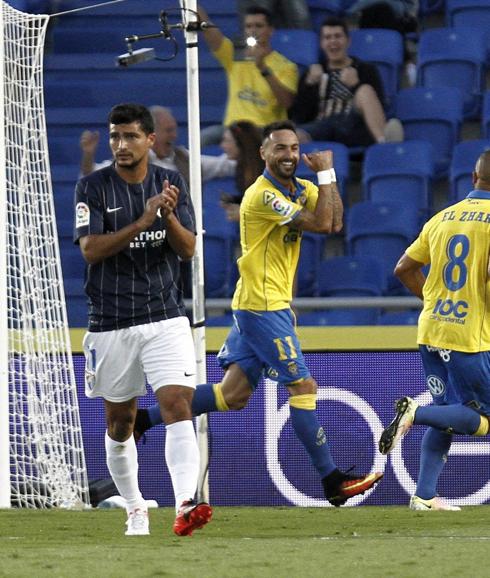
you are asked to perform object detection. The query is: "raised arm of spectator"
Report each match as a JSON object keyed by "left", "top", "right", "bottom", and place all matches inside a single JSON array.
[
  {"left": 197, "top": 4, "right": 225, "bottom": 52},
  {"left": 252, "top": 43, "right": 296, "bottom": 109},
  {"left": 79, "top": 130, "right": 100, "bottom": 177}
]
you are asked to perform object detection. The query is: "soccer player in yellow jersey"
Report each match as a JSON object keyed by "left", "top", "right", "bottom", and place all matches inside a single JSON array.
[
  {"left": 379, "top": 150, "right": 490, "bottom": 511},
  {"left": 136, "top": 121, "right": 383, "bottom": 505}
]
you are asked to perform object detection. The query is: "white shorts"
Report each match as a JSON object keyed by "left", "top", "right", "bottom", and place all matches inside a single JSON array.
[{"left": 82, "top": 317, "right": 196, "bottom": 402}]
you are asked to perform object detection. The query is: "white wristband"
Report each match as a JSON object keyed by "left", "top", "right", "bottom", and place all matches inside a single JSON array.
[
  {"left": 329, "top": 168, "right": 337, "bottom": 183},
  {"left": 317, "top": 170, "right": 331, "bottom": 185}
]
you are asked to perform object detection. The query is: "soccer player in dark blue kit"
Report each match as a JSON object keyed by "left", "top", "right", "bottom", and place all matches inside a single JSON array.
[{"left": 74, "top": 103, "right": 211, "bottom": 536}]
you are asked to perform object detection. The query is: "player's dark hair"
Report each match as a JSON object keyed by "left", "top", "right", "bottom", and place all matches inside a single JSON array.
[
  {"left": 108, "top": 103, "right": 155, "bottom": 134},
  {"left": 245, "top": 5, "right": 273, "bottom": 26},
  {"left": 321, "top": 16, "right": 349, "bottom": 37},
  {"left": 262, "top": 120, "right": 297, "bottom": 142}
]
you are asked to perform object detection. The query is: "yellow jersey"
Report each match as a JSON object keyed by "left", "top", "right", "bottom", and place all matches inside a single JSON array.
[
  {"left": 406, "top": 191, "right": 490, "bottom": 352},
  {"left": 213, "top": 37, "right": 298, "bottom": 127},
  {"left": 232, "top": 170, "right": 318, "bottom": 311}
]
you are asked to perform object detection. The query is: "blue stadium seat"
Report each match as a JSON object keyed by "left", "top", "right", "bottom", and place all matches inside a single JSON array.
[
  {"left": 349, "top": 28, "right": 404, "bottom": 114},
  {"left": 447, "top": 0, "right": 490, "bottom": 36},
  {"left": 362, "top": 141, "right": 435, "bottom": 224},
  {"left": 296, "top": 232, "right": 324, "bottom": 297},
  {"left": 308, "top": 0, "right": 357, "bottom": 30},
  {"left": 203, "top": 206, "right": 238, "bottom": 298},
  {"left": 206, "top": 312, "right": 234, "bottom": 327},
  {"left": 378, "top": 310, "right": 419, "bottom": 325},
  {"left": 419, "top": 0, "right": 446, "bottom": 17},
  {"left": 482, "top": 91, "right": 490, "bottom": 140},
  {"left": 317, "top": 255, "right": 387, "bottom": 297},
  {"left": 297, "top": 308, "right": 379, "bottom": 326},
  {"left": 395, "top": 87, "right": 464, "bottom": 178},
  {"left": 450, "top": 139, "right": 490, "bottom": 202},
  {"left": 271, "top": 29, "right": 318, "bottom": 68},
  {"left": 63, "top": 277, "right": 88, "bottom": 328},
  {"left": 48, "top": 136, "right": 82, "bottom": 165},
  {"left": 203, "top": 177, "right": 240, "bottom": 208},
  {"left": 346, "top": 201, "right": 420, "bottom": 295},
  {"left": 51, "top": 164, "right": 80, "bottom": 186},
  {"left": 416, "top": 28, "right": 487, "bottom": 119},
  {"left": 297, "top": 141, "right": 349, "bottom": 199}
]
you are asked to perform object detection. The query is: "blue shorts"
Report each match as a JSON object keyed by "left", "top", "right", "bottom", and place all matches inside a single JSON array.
[
  {"left": 217, "top": 309, "right": 310, "bottom": 389},
  {"left": 419, "top": 345, "right": 490, "bottom": 414}
]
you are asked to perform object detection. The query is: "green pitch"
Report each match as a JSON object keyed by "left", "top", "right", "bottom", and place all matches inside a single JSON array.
[{"left": 1, "top": 506, "right": 489, "bottom": 578}]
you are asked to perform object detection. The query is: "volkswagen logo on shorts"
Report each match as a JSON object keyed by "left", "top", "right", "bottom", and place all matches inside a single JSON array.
[{"left": 427, "top": 374, "right": 445, "bottom": 397}]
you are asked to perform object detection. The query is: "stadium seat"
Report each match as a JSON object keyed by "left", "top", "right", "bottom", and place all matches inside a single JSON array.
[
  {"left": 317, "top": 255, "right": 387, "bottom": 297},
  {"left": 63, "top": 277, "right": 88, "bottom": 327},
  {"left": 450, "top": 139, "right": 490, "bottom": 202},
  {"left": 416, "top": 28, "right": 487, "bottom": 120},
  {"left": 206, "top": 312, "right": 234, "bottom": 327},
  {"left": 308, "top": 0, "right": 357, "bottom": 31},
  {"left": 447, "top": 0, "right": 490, "bottom": 34},
  {"left": 48, "top": 136, "right": 82, "bottom": 165},
  {"left": 297, "top": 141, "right": 350, "bottom": 199},
  {"left": 297, "top": 308, "right": 379, "bottom": 326},
  {"left": 50, "top": 164, "right": 80, "bottom": 186},
  {"left": 349, "top": 28, "right": 404, "bottom": 114},
  {"left": 362, "top": 141, "right": 435, "bottom": 224},
  {"left": 271, "top": 29, "right": 318, "bottom": 68},
  {"left": 203, "top": 177, "right": 240, "bottom": 208},
  {"left": 419, "top": 0, "right": 446, "bottom": 17},
  {"left": 296, "top": 232, "right": 324, "bottom": 297},
  {"left": 482, "top": 91, "right": 490, "bottom": 140},
  {"left": 395, "top": 87, "right": 464, "bottom": 178},
  {"left": 377, "top": 310, "right": 420, "bottom": 325},
  {"left": 346, "top": 200, "right": 420, "bottom": 295},
  {"left": 203, "top": 206, "right": 238, "bottom": 298}
]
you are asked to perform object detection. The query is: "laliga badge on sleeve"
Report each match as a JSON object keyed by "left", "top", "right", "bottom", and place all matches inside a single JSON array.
[{"left": 76, "top": 202, "right": 90, "bottom": 228}]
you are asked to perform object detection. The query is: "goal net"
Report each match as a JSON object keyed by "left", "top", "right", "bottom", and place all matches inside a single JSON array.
[{"left": 0, "top": 1, "right": 90, "bottom": 508}]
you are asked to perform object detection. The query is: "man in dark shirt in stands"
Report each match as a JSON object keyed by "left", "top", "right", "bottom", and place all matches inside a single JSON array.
[
  {"left": 74, "top": 103, "right": 211, "bottom": 537},
  {"left": 290, "top": 17, "right": 403, "bottom": 147}
]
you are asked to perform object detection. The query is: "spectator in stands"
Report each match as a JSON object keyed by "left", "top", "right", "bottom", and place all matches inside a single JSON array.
[
  {"left": 75, "top": 103, "right": 212, "bottom": 537},
  {"left": 197, "top": 3, "right": 298, "bottom": 146},
  {"left": 349, "top": 0, "right": 419, "bottom": 86},
  {"left": 79, "top": 106, "right": 236, "bottom": 184},
  {"left": 238, "top": 0, "right": 312, "bottom": 30},
  {"left": 219, "top": 120, "right": 265, "bottom": 221},
  {"left": 289, "top": 17, "right": 403, "bottom": 147}
]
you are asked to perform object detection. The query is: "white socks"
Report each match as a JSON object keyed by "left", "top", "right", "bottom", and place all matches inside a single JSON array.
[
  {"left": 105, "top": 431, "right": 145, "bottom": 512},
  {"left": 165, "top": 420, "right": 200, "bottom": 511}
]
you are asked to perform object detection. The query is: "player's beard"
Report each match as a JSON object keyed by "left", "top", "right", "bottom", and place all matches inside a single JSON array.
[
  {"left": 115, "top": 153, "right": 145, "bottom": 171},
  {"left": 272, "top": 158, "right": 297, "bottom": 181}
]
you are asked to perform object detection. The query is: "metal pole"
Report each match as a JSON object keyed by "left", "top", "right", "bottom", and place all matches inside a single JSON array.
[
  {"left": 179, "top": 0, "right": 209, "bottom": 503},
  {"left": 0, "top": 0, "right": 11, "bottom": 508}
]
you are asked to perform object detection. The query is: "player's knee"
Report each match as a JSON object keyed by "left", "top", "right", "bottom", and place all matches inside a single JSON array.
[{"left": 107, "top": 415, "right": 134, "bottom": 441}]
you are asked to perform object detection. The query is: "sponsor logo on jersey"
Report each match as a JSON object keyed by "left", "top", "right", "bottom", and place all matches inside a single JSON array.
[
  {"left": 271, "top": 197, "right": 294, "bottom": 218},
  {"left": 316, "top": 426, "right": 327, "bottom": 446},
  {"left": 130, "top": 229, "right": 167, "bottom": 249},
  {"left": 75, "top": 202, "right": 90, "bottom": 228},
  {"left": 287, "top": 361, "right": 298, "bottom": 375},
  {"left": 263, "top": 190, "right": 276, "bottom": 204}
]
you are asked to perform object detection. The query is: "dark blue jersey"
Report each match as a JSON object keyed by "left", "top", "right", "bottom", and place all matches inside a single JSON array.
[{"left": 73, "top": 163, "right": 196, "bottom": 332}]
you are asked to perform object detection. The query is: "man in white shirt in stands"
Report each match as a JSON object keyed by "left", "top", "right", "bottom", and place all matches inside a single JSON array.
[{"left": 79, "top": 105, "right": 236, "bottom": 183}]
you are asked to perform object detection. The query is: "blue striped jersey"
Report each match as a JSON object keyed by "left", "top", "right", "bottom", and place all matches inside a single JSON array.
[{"left": 73, "top": 163, "right": 196, "bottom": 332}]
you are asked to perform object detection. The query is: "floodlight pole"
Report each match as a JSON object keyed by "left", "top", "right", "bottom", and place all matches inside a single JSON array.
[{"left": 179, "top": 0, "right": 209, "bottom": 503}]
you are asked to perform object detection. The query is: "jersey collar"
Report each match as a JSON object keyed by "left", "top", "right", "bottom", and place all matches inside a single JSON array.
[
  {"left": 263, "top": 169, "right": 305, "bottom": 201},
  {"left": 466, "top": 189, "right": 490, "bottom": 200}
]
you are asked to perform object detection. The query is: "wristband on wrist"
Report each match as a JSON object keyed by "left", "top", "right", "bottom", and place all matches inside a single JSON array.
[
  {"left": 329, "top": 168, "right": 337, "bottom": 182},
  {"left": 261, "top": 67, "right": 272, "bottom": 77},
  {"left": 317, "top": 170, "right": 332, "bottom": 185}
]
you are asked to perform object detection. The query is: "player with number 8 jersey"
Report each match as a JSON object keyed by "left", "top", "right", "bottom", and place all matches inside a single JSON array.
[{"left": 379, "top": 150, "right": 490, "bottom": 511}]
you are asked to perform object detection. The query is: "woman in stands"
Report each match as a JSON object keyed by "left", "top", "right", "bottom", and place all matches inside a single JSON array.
[{"left": 219, "top": 120, "right": 265, "bottom": 221}]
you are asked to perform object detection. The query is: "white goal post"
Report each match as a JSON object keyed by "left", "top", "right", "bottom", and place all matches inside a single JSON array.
[{"left": 0, "top": 0, "right": 89, "bottom": 508}]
